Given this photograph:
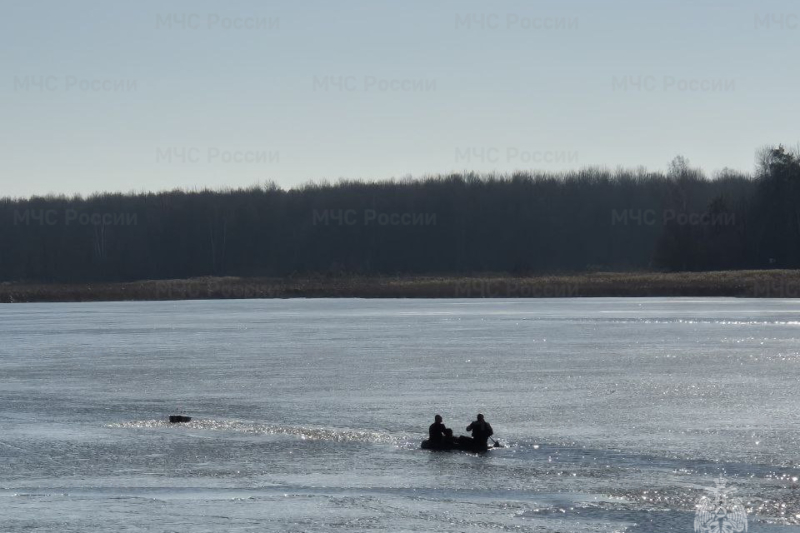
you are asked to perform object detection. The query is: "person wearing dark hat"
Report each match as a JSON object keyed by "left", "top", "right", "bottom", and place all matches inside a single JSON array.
[
  {"left": 429, "top": 414, "right": 448, "bottom": 444},
  {"left": 466, "top": 413, "right": 493, "bottom": 448}
]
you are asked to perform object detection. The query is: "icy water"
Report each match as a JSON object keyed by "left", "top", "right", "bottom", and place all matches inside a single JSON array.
[{"left": 2, "top": 298, "right": 800, "bottom": 533}]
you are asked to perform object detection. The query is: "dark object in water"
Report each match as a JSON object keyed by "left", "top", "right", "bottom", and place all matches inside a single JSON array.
[
  {"left": 420, "top": 437, "right": 500, "bottom": 452},
  {"left": 169, "top": 415, "right": 192, "bottom": 423}
]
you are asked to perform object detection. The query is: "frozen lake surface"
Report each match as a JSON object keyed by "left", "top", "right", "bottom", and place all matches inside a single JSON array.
[{"left": 2, "top": 298, "right": 800, "bottom": 532}]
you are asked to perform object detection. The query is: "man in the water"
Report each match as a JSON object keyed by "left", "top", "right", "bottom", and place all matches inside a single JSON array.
[
  {"left": 466, "top": 413, "right": 493, "bottom": 448},
  {"left": 429, "top": 414, "right": 448, "bottom": 444}
]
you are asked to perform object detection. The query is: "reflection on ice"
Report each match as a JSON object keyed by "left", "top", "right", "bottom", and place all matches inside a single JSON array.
[
  {"left": 107, "top": 418, "right": 402, "bottom": 445},
  {"left": 3, "top": 298, "right": 800, "bottom": 532}
]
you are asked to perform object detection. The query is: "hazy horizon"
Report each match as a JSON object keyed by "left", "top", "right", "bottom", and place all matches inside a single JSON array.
[{"left": 3, "top": 0, "right": 799, "bottom": 198}]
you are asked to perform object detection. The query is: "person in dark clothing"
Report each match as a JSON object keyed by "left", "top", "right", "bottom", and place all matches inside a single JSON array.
[
  {"left": 466, "top": 413, "right": 493, "bottom": 448},
  {"left": 429, "top": 414, "right": 448, "bottom": 443}
]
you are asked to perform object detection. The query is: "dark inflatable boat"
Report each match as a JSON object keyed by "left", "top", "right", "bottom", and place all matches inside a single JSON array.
[{"left": 420, "top": 437, "right": 500, "bottom": 452}]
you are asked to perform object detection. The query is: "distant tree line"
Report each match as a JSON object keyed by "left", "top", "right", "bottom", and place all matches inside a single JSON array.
[{"left": 1, "top": 146, "right": 799, "bottom": 283}]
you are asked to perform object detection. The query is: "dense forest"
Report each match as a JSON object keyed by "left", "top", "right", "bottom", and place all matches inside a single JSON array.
[{"left": 2, "top": 146, "right": 799, "bottom": 283}]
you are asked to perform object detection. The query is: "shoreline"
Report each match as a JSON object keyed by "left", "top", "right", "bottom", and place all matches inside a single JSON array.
[{"left": 1, "top": 270, "right": 798, "bottom": 303}]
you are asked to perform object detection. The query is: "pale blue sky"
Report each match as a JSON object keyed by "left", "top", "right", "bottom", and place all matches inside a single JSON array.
[{"left": 2, "top": 0, "right": 798, "bottom": 197}]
